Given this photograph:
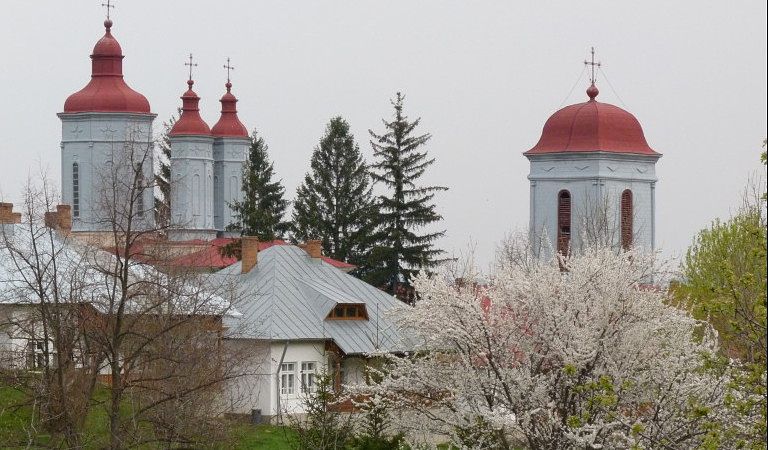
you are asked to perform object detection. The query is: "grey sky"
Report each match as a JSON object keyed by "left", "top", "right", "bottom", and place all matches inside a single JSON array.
[{"left": 1, "top": 1, "right": 765, "bottom": 268}]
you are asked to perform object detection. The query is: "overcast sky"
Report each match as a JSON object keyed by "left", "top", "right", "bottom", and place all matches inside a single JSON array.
[{"left": 0, "top": 1, "right": 765, "bottom": 269}]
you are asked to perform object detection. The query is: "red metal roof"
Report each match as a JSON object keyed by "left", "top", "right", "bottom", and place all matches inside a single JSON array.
[
  {"left": 63, "top": 20, "right": 151, "bottom": 114},
  {"left": 169, "top": 80, "right": 211, "bottom": 136},
  {"left": 211, "top": 82, "right": 249, "bottom": 138},
  {"left": 525, "top": 84, "right": 659, "bottom": 157}
]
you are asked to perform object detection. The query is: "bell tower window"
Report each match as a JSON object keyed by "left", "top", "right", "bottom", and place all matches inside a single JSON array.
[
  {"left": 621, "top": 189, "right": 633, "bottom": 250},
  {"left": 557, "top": 190, "right": 571, "bottom": 255},
  {"left": 72, "top": 163, "right": 80, "bottom": 218}
]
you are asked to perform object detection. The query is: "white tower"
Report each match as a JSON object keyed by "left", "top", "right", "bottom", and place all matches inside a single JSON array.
[
  {"left": 211, "top": 66, "right": 249, "bottom": 234},
  {"left": 525, "top": 73, "right": 661, "bottom": 258},
  {"left": 60, "top": 18, "right": 155, "bottom": 232},
  {"left": 168, "top": 65, "right": 217, "bottom": 241}
]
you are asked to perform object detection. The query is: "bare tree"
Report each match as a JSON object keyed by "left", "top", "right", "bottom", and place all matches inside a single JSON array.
[{"left": 1, "top": 128, "right": 259, "bottom": 448}]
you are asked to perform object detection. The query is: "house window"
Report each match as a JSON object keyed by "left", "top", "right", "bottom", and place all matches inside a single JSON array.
[
  {"left": 72, "top": 163, "right": 80, "bottom": 218},
  {"left": 280, "top": 362, "right": 296, "bottom": 395},
  {"left": 621, "top": 189, "right": 633, "bottom": 250},
  {"left": 557, "top": 190, "right": 571, "bottom": 255},
  {"left": 327, "top": 304, "right": 368, "bottom": 320},
  {"left": 301, "top": 362, "right": 317, "bottom": 393},
  {"left": 26, "top": 340, "right": 48, "bottom": 370}
]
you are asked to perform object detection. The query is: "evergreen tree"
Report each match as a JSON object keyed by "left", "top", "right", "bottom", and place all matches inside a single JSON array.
[
  {"left": 227, "top": 130, "right": 290, "bottom": 240},
  {"left": 368, "top": 92, "right": 448, "bottom": 292},
  {"left": 291, "top": 117, "right": 377, "bottom": 266},
  {"left": 154, "top": 113, "right": 177, "bottom": 230}
]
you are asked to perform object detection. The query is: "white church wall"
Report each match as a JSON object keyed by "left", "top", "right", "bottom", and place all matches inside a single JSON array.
[
  {"left": 213, "top": 137, "right": 248, "bottom": 233},
  {"left": 60, "top": 113, "right": 155, "bottom": 232},
  {"left": 528, "top": 152, "right": 658, "bottom": 257},
  {"left": 169, "top": 135, "right": 217, "bottom": 241}
]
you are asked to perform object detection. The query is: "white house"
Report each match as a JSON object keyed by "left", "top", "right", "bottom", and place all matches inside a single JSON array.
[{"left": 217, "top": 238, "right": 413, "bottom": 419}]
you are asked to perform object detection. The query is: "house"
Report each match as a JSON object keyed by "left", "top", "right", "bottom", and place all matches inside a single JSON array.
[
  {"left": 216, "top": 238, "right": 413, "bottom": 418},
  {"left": 0, "top": 203, "right": 237, "bottom": 375}
]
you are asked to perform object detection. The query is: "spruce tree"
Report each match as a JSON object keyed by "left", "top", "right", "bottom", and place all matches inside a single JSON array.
[
  {"left": 368, "top": 92, "right": 447, "bottom": 292},
  {"left": 227, "top": 130, "right": 290, "bottom": 241},
  {"left": 291, "top": 117, "right": 377, "bottom": 266},
  {"left": 154, "top": 113, "right": 177, "bottom": 230}
]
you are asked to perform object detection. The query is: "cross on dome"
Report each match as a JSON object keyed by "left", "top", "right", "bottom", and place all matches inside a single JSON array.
[
  {"left": 224, "top": 57, "right": 235, "bottom": 84},
  {"left": 101, "top": 0, "right": 115, "bottom": 21},
  {"left": 584, "top": 46, "right": 601, "bottom": 85},
  {"left": 185, "top": 53, "right": 198, "bottom": 83}
]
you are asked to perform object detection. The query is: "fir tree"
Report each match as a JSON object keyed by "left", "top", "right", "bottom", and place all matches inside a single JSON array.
[
  {"left": 154, "top": 113, "right": 178, "bottom": 230},
  {"left": 291, "top": 117, "right": 377, "bottom": 266},
  {"left": 227, "top": 130, "right": 290, "bottom": 241},
  {"left": 368, "top": 92, "right": 448, "bottom": 292}
]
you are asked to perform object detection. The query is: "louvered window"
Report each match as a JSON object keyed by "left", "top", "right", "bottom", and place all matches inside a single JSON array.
[
  {"left": 621, "top": 189, "right": 633, "bottom": 250},
  {"left": 135, "top": 164, "right": 144, "bottom": 218},
  {"left": 72, "top": 163, "right": 80, "bottom": 218},
  {"left": 557, "top": 190, "right": 571, "bottom": 255}
]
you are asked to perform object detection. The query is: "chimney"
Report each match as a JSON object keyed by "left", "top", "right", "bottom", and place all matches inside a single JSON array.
[
  {"left": 44, "top": 204, "right": 73, "bottom": 233},
  {"left": 0, "top": 203, "right": 22, "bottom": 225},
  {"left": 305, "top": 240, "right": 322, "bottom": 259},
  {"left": 241, "top": 236, "right": 259, "bottom": 274}
]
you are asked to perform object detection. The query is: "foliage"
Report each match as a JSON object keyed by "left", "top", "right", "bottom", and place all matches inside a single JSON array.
[
  {"left": 288, "top": 371, "right": 353, "bottom": 450},
  {"left": 291, "top": 117, "right": 377, "bottom": 267},
  {"left": 356, "top": 246, "right": 748, "bottom": 449},
  {"left": 154, "top": 112, "right": 177, "bottom": 230},
  {"left": 679, "top": 209, "right": 767, "bottom": 364},
  {"left": 228, "top": 129, "right": 290, "bottom": 240},
  {"left": 675, "top": 152, "right": 767, "bottom": 447},
  {"left": 367, "top": 92, "right": 448, "bottom": 292},
  {"left": 349, "top": 390, "right": 406, "bottom": 450}
]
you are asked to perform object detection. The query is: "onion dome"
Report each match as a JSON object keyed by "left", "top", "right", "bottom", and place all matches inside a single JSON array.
[
  {"left": 211, "top": 82, "right": 248, "bottom": 137},
  {"left": 525, "top": 83, "right": 659, "bottom": 156},
  {"left": 169, "top": 79, "right": 211, "bottom": 136},
  {"left": 63, "top": 19, "right": 151, "bottom": 113}
]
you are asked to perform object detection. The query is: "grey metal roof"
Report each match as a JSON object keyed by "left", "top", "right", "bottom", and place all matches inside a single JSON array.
[{"left": 217, "top": 245, "right": 413, "bottom": 355}]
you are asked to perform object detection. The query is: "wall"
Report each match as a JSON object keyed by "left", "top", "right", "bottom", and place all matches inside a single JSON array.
[
  {"left": 59, "top": 112, "right": 155, "bottom": 232},
  {"left": 528, "top": 152, "right": 658, "bottom": 258}
]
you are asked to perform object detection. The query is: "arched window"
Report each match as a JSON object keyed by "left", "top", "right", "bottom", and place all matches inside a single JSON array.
[
  {"left": 557, "top": 190, "right": 571, "bottom": 255},
  {"left": 135, "top": 164, "right": 144, "bottom": 218},
  {"left": 72, "top": 163, "right": 80, "bottom": 218},
  {"left": 621, "top": 189, "right": 633, "bottom": 250}
]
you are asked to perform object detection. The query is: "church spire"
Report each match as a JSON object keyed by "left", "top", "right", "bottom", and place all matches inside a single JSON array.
[
  {"left": 211, "top": 58, "right": 248, "bottom": 138},
  {"left": 170, "top": 54, "right": 211, "bottom": 136}
]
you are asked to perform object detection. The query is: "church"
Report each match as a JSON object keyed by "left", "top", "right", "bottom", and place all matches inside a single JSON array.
[
  {"left": 59, "top": 17, "right": 248, "bottom": 240},
  {"left": 525, "top": 53, "right": 661, "bottom": 258}
]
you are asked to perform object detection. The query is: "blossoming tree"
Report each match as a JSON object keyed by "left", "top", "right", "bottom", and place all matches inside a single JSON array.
[{"left": 360, "top": 247, "right": 749, "bottom": 449}]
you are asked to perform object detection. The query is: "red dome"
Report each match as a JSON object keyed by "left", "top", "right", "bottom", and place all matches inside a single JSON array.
[
  {"left": 169, "top": 80, "right": 211, "bottom": 136},
  {"left": 211, "top": 82, "right": 249, "bottom": 138},
  {"left": 525, "top": 85, "right": 658, "bottom": 156},
  {"left": 63, "top": 20, "right": 151, "bottom": 114}
]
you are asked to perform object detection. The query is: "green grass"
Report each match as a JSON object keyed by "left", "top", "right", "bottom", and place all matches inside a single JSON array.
[{"left": 0, "top": 386, "right": 295, "bottom": 449}]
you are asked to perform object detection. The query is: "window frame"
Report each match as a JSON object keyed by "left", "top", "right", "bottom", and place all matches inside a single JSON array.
[
  {"left": 327, "top": 303, "right": 368, "bottom": 320},
  {"left": 557, "top": 190, "right": 571, "bottom": 255},
  {"left": 620, "top": 189, "right": 633, "bottom": 250},
  {"left": 280, "top": 362, "right": 296, "bottom": 395},
  {"left": 300, "top": 361, "right": 317, "bottom": 394},
  {"left": 72, "top": 163, "right": 80, "bottom": 218}
]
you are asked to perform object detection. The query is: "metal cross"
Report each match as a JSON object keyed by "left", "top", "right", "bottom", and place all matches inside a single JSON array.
[
  {"left": 223, "top": 57, "right": 235, "bottom": 83},
  {"left": 185, "top": 53, "right": 198, "bottom": 81},
  {"left": 584, "top": 46, "right": 601, "bottom": 84},
  {"left": 101, "top": 0, "right": 115, "bottom": 20}
]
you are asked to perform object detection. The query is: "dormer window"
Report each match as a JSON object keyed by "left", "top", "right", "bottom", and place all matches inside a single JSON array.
[{"left": 327, "top": 303, "right": 368, "bottom": 320}]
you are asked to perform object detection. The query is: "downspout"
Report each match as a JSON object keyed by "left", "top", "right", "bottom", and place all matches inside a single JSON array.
[{"left": 275, "top": 340, "right": 289, "bottom": 422}]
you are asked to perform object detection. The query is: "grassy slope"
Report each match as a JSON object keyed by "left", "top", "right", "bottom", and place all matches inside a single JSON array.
[{"left": 0, "top": 386, "right": 294, "bottom": 449}]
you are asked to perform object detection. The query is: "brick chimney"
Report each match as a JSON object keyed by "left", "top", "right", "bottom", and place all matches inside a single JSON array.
[
  {"left": 44, "top": 205, "right": 73, "bottom": 233},
  {"left": 0, "top": 203, "right": 22, "bottom": 225},
  {"left": 304, "top": 239, "right": 323, "bottom": 258},
  {"left": 241, "top": 236, "right": 259, "bottom": 274}
]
